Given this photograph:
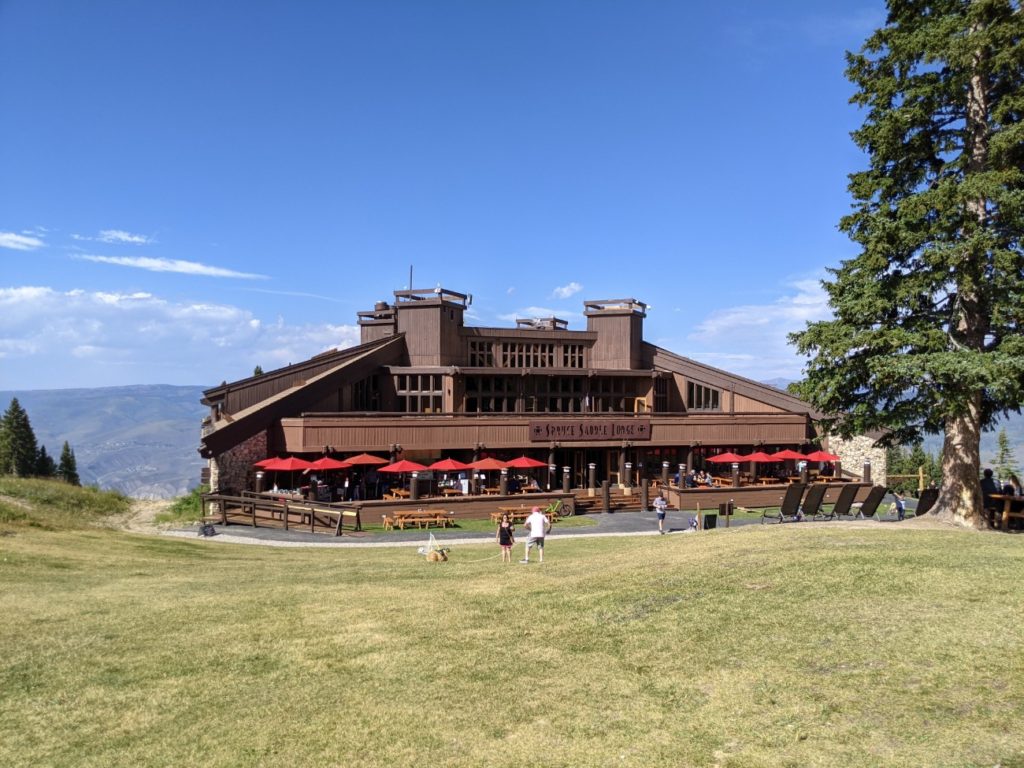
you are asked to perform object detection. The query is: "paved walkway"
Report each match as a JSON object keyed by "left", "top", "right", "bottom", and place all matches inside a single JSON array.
[{"left": 165, "top": 500, "right": 915, "bottom": 548}]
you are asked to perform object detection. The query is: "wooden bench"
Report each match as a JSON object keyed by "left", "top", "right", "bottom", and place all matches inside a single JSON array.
[{"left": 392, "top": 509, "right": 453, "bottom": 529}]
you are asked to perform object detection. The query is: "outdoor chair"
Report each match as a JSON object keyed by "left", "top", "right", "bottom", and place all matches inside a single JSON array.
[
  {"left": 799, "top": 483, "right": 828, "bottom": 520},
  {"left": 762, "top": 483, "right": 806, "bottom": 524},
  {"left": 817, "top": 482, "right": 859, "bottom": 521},
  {"left": 915, "top": 488, "right": 938, "bottom": 516},
  {"left": 851, "top": 485, "right": 887, "bottom": 519}
]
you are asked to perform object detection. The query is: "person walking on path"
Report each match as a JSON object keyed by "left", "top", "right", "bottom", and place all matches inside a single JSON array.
[
  {"left": 520, "top": 506, "right": 551, "bottom": 564},
  {"left": 496, "top": 512, "right": 515, "bottom": 563},
  {"left": 653, "top": 492, "right": 668, "bottom": 534}
]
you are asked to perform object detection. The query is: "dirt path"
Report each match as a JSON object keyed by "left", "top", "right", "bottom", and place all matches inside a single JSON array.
[{"left": 108, "top": 498, "right": 174, "bottom": 534}]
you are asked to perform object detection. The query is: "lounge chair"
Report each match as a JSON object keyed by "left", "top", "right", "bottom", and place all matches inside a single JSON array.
[
  {"left": 762, "top": 483, "right": 806, "bottom": 524},
  {"left": 799, "top": 484, "right": 828, "bottom": 520},
  {"left": 915, "top": 488, "right": 938, "bottom": 516},
  {"left": 818, "top": 482, "right": 859, "bottom": 521},
  {"left": 851, "top": 485, "right": 887, "bottom": 519}
]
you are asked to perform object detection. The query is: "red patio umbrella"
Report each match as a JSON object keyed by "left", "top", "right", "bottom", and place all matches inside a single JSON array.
[
  {"left": 344, "top": 453, "right": 390, "bottom": 466},
  {"left": 379, "top": 459, "right": 429, "bottom": 497},
  {"left": 706, "top": 452, "right": 746, "bottom": 463},
  {"left": 770, "top": 449, "right": 807, "bottom": 461},
  {"left": 253, "top": 457, "right": 278, "bottom": 468},
  {"left": 805, "top": 450, "right": 840, "bottom": 462},
  {"left": 428, "top": 458, "right": 472, "bottom": 472},
  {"left": 379, "top": 460, "right": 428, "bottom": 473},
  {"left": 505, "top": 456, "right": 549, "bottom": 468},
  {"left": 468, "top": 457, "right": 508, "bottom": 493},
  {"left": 306, "top": 457, "right": 351, "bottom": 472},
  {"left": 738, "top": 451, "right": 776, "bottom": 463},
  {"left": 468, "top": 458, "right": 508, "bottom": 470},
  {"left": 261, "top": 456, "right": 313, "bottom": 471},
  {"left": 260, "top": 456, "right": 313, "bottom": 491}
]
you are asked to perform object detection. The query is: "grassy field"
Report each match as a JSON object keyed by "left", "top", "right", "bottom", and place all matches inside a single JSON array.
[{"left": 1, "top": 480, "right": 1023, "bottom": 767}]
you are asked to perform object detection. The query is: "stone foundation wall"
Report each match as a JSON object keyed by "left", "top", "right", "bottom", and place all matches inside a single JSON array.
[
  {"left": 826, "top": 433, "right": 887, "bottom": 486},
  {"left": 210, "top": 431, "right": 267, "bottom": 495}
]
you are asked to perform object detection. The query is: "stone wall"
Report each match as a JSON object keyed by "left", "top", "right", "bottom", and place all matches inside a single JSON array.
[
  {"left": 826, "top": 433, "right": 887, "bottom": 486},
  {"left": 209, "top": 430, "right": 267, "bottom": 495}
]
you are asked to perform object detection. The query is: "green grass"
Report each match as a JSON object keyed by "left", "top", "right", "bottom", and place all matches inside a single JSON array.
[
  {"left": 1, "top": 488, "right": 1023, "bottom": 767},
  {"left": 0, "top": 476, "right": 130, "bottom": 530},
  {"left": 154, "top": 485, "right": 208, "bottom": 525}
]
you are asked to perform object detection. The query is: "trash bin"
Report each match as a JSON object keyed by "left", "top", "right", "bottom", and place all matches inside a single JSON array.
[{"left": 703, "top": 513, "right": 718, "bottom": 530}]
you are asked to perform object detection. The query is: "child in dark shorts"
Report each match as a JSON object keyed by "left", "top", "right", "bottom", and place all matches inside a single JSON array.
[{"left": 496, "top": 512, "right": 515, "bottom": 563}]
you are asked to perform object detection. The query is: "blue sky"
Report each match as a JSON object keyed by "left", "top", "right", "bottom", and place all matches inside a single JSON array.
[{"left": 0, "top": 0, "right": 883, "bottom": 390}]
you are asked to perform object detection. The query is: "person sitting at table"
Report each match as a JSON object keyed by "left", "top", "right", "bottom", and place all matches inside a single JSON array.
[
  {"left": 981, "top": 468, "right": 1001, "bottom": 524},
  {"left": 684, "top": 470, "right": 697, "bottom": 488},
  {"left": 819, "top": 462, "right": 835, "bottom": 477},
  {"left": 527, "top": 476, "right": 541, "bottom": 491},
  {"left": 507, "top": 475, "right": 520, "bottom": 494}
]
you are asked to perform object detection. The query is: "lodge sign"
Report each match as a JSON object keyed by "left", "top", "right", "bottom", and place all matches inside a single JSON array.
[{"left": 529, "top": 419, "right": 651, "bottom": 442}]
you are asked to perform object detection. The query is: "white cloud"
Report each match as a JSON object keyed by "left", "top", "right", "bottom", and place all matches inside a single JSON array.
[
  {"left": 0, "top": 286, "right": 360, "bottom": 388},
  {"left": 657, "top": 275, "right": 832, "bottom": 382},
  {"left": 72, "top": 229, "right": 154, "bottom": 245},
  {"left": 98, "top": 229, "right": 153, "bottom": 245},
  {"left": 552, "top": 281, "right": 582, "bottom": 299},
  {"left": 0, "top": 232, "right": 45, "bottom": 251},
  {"left": 78, "top": 255, "right": 267, "bottom": 280}
]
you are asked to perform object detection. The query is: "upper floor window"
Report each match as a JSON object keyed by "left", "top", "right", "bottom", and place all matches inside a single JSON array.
[
  {"left": 562, "top": 344, "right": 584, "bottom": 368},
  {"left": 468, "top": 340, "right": 494, "bottom": 367},
  {"left": 687, "top": 381, "right": 720, "bottom": 411},
  {"left": 501, "top": 342, "right": 555, "bottom": 369},
  {"left": 395, "top": 373, "right": 443, "bottom": 413}
]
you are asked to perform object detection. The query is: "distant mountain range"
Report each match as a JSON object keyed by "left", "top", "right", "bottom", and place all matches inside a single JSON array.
[
  {"left": 0, "top": 385, "right": 208, "bottom": 500},
  {"left": 1, "top": 381, "right": 1020, "bottom": 499}
]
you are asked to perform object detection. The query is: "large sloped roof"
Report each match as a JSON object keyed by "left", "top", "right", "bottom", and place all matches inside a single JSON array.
[
  {"left": 200, "top": 334, "right": 405, "bottom": 458},
  {"left": 645, "top": 342, "right": 822, "bottom": 417}
]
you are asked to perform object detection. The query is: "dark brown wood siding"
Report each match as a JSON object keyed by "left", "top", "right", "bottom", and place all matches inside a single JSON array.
[{"left": 274, "top": 412, "right": 811, "bottom": 454}]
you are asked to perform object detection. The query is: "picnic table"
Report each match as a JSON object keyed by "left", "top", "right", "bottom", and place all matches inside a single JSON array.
[
  {"left": 491, "top": 504, "right": 563, "bottom": 524},
  {"left": 441, "top": 487, "right": 463, "bottom": 497},
  {"left": 989, "top": 494, "right": 1024, "bottom": 531},
  {"left": 390, "top": 509, "right": 454, "bottom": 530}
]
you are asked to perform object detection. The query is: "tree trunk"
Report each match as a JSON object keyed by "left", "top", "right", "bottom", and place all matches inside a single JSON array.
[
  {"left": 932, "top": 41, "right": 990, "bottom": 530},
  {"left": 934, "top": 396, "right": 985, "bottom": 529}
]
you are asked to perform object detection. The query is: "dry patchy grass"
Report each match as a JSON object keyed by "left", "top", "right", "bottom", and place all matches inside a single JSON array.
[{"left": 1, "top": 521, "right": 1022, "bottom": 767}]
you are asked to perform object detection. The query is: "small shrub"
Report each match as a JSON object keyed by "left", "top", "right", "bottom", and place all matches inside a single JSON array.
[{"left": 156, "top": 485, "right": 209, "bottom": 525}]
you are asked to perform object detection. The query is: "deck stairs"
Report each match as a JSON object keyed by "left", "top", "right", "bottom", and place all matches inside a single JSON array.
[{"left": 571, "top": 488, "right": 676, "bottom": 514}]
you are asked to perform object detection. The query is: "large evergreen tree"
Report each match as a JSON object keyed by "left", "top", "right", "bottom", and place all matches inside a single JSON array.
[
  {"left": 57, "top": 441, "right": 80, "bottom": 486},
  {"left": 792, "top": 0, "right": 1024, "bottom": 528},
  {"left": 35, "top": 445, "right": 57, "bottom": 478},
  {"left": 0, "top": 397, "right": 40, "bottom": 476},
  {"left": 993, "top": 427, "right": 1021, "bottom": 480}
]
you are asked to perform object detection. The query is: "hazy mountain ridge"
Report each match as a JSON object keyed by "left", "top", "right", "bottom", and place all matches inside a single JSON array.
[{"left": 0, "top": 385, "right": 208, "bottom": 500}]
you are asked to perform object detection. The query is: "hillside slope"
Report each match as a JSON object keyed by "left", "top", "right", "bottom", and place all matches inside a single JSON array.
[{"left": 0, "top": 385, "right": 207, "bottom": 499}]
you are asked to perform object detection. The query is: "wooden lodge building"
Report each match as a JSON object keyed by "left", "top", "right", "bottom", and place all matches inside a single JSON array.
[{"left": 199, "top": 286, "right": 884, "bottom": 500}]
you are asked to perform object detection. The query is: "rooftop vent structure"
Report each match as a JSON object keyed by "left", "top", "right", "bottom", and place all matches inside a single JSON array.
[{"left": 515, "top": 317, "right": 569, "bottom": 331}]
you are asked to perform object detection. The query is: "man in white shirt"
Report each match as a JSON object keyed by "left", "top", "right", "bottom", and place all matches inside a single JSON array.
[{"left": 520, "top": 506, "right": 551, "bottom": 564}]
